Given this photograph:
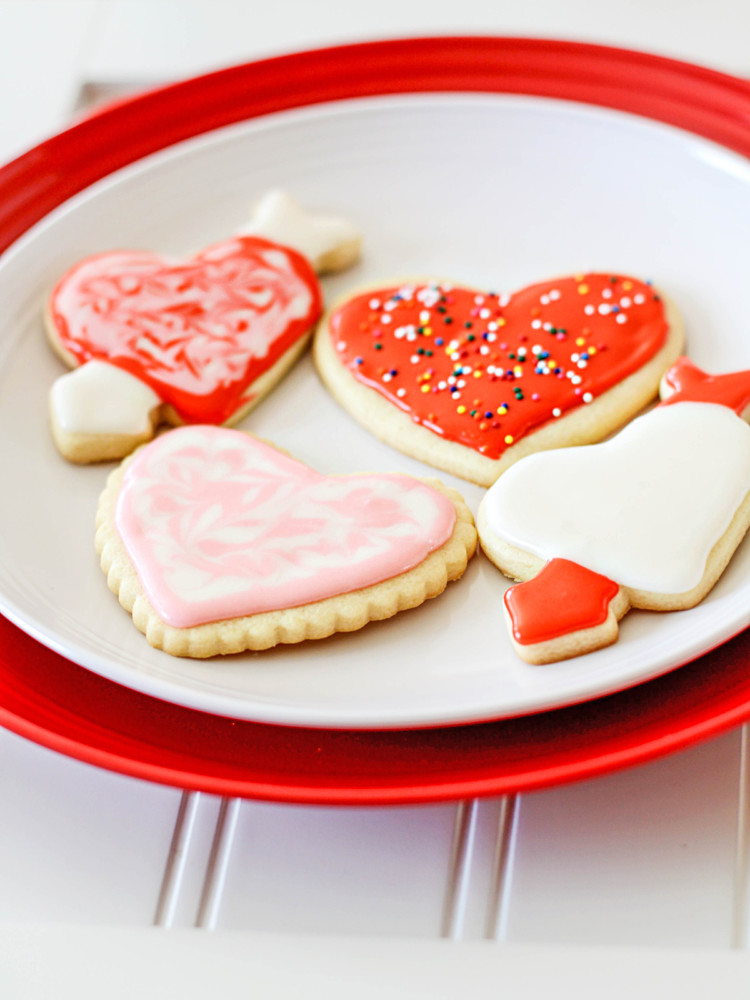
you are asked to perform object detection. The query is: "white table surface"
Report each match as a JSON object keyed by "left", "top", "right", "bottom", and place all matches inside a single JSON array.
[{"left": 3, "top": 2, "right": 750, "bottom": 994}]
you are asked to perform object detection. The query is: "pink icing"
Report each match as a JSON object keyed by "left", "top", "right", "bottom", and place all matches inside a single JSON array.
[{"left": 115, "top": 426, "right": 457, "bottom": 628}]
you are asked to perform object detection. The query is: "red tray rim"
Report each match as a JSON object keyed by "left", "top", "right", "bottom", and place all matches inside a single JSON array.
[{"left": 2, "top": 35, "right": 750, "bottom": 805}]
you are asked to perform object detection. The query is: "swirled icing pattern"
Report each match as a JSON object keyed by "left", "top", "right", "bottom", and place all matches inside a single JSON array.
[
  {"left": 115, "top": 426, "right": 457, "bottom": 628},
  {"left": 50, "top": 236, "right": 321, "bottom": 424}
]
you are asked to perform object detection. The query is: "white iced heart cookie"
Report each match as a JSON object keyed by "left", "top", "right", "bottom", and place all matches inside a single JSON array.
[
  {"left": 96, "top": 425, "right": 477, "bottom": 658},
  {"left": 46, "top": 191, "right": 362, "bottom": 464},
  {"left": 477, "top": 358, "right": 750, "bottom": 663}
]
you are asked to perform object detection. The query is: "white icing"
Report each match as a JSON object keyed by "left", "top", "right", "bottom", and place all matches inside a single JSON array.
[
  {"left": 241, "top": 190, "right": 360, "bottom": 271},
  {"left": 51, "top": 360, "right": 161, "bottom": 435},
  {"left": 481, "top": 402, "right": 750, "bottom": 594}
]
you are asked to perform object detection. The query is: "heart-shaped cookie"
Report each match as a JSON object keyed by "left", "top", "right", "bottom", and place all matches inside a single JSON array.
[
  {"left": 46, "top": 191, "right": 362, "bottom": 463},
  {"left": 96, "top": 426, "right": 477, "bottom": 657},
  {"left": 477, "top": 360, "right": 750, "bottom": 663},
  {"left": 315, "top": 273, "right": 684, "bottom": 485},
  {"left": 49, "top": 236, "right": 321, "bottom": 425}
]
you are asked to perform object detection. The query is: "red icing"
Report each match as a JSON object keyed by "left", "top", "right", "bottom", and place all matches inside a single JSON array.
[
  {"left": 329, "top": 274, "right": 668, "bottom": 459},
  {"left": 50, "top": 236, "right": 322, "bottom": 425},
  {"left": 660, "top": 357, "right": 750, "bottom": 415},
  {"left": 504, "top": 559, "right": 620, "bottom": 646}
]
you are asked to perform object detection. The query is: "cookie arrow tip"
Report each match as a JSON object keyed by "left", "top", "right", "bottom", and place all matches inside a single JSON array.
[
  {"left": 660, "top": 356, "right": 750, "bottom": 417},
  {"left": 242, "top": 189, "right": 362, "bottom": 275}
]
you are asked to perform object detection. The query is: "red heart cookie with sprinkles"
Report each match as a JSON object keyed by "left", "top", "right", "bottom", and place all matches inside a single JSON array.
[
  {"left": 314, "top": 273, "right": 684, "bottom": 485},
  {"left": 48, "top": 235, "right": 321, "bottom": 426}
]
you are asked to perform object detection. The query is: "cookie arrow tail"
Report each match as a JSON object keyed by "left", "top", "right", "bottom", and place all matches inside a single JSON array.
[{"left": 503, "top": 558, "right": 628, "bottom": 664}]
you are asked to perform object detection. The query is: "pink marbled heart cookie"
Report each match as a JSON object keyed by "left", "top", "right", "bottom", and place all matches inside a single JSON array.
[{"left": 96, "top": 426, "right": 477, "bottom": 657}]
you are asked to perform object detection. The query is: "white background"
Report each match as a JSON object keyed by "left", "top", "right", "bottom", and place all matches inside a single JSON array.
[{"left": 3, "top": 1, "right": 750, "bottom": 995}]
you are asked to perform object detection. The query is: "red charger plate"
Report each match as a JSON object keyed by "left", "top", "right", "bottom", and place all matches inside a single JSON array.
[{"left": 3, "top": 37, "right": 750, "bottom": 805}]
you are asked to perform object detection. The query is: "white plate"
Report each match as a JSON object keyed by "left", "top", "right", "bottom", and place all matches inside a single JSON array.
[{"left": 1, "top": 93, "right": 750, "bottom": 729}]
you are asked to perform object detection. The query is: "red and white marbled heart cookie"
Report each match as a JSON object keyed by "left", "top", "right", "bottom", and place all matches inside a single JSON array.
[
  {"left": 49, "top": 236, "right": 321, "bottom": 424},
  {"left": 47, "top": 191, "right": 361, "bottom": 463},
  {"left": 96, "top": 425, "right": 477, "bottom": 657},
  {"left": 314, "top": 273, "right": 684, "bottom": 485}
]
